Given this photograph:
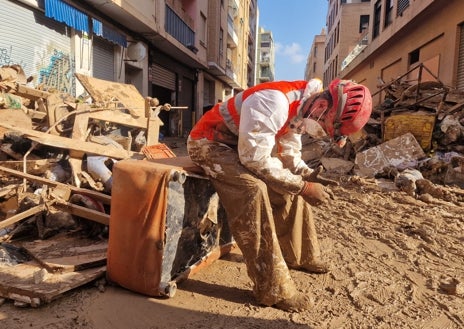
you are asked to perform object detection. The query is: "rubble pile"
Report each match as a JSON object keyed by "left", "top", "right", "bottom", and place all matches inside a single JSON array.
[
  {"left": 367, "top": 68, "right": 464, "bottom": 188},
  {"left": 303, "top": 64, "right": 464, "bottom": 195},
  {"left": 0, "top": 64, "right": 181, "bottom": 307},
  {"left": 0, "top": 65, "right": 176, "bottom": 242}
]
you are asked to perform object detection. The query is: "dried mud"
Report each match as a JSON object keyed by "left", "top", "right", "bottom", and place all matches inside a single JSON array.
[{"left": 1, "top": 139, "right": 463, "bottom": 329}]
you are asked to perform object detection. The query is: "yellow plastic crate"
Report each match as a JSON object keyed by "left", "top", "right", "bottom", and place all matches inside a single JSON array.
[{"left": 383, "top": 112, "right": 435, "bottom": 150}]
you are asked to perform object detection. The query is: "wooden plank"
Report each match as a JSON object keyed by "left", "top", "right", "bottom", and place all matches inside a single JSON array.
[
  {"left": 69, "top": 107, "right": 89, "bottom": 185},
  {"left": 0, "top": 205, "right": 45, "bottom": 230},
  {"left": 0, "top": 264, "right": 105, "bottom": 306},
  {"left": 0, "top": 192, "right": 108, "bottom": 230},
  {"left": 0, "top": 236, "right": 108, "bottom": 306},
  {"left": 0, "top": 122, "right": 136, "bottom": 159},
  {"left": 14, "top": 84, "right": 51, "bottom": 100},
  {"left": 0, "top": 159, "right": 57, "bottom": 175},
  {"left": 42, "top": 256, "right": 107, "bottom": 273},
  {"left": 75, "top": 73, "right": 146, "bottom": 118},
  {"left": 0, "top": 109, "right": 32, "bottom": 130},
  {"left": 54, "top": 201, "right": 109, "bottom": 225},
  {"left": 0, "top": 165, "right": 111, "bottom": 205},
  {"left": 88, "top": 109, "right": 147, "bottom": 129}
]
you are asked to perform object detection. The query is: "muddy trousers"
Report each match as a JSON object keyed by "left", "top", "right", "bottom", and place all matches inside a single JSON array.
[{"left": 187, "top": 138, "right": 321, "bottom": 306}]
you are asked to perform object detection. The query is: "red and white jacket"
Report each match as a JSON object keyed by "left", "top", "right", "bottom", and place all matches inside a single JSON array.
[{"left": 189, "top": 79, "right": 323, "bottom": 194}]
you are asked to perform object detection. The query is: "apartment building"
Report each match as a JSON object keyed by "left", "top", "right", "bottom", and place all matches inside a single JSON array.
[
  {"left": 335, "top": 0, "right": 464, "bottom": 106},
  {"left": 323, "top": 0, "right": 371, "bottom": 87},
  {"left": 247, "top": 1, "right": 259, "bottom": 87},
  {"left": 256, "top": 27, "right": 275, "bottom": 83},
  {"left": 304, "top": 28, "right": 326, "bottom": 81},
  {"left": 0, "top": 0, "right": 257, "bottom": 136}
]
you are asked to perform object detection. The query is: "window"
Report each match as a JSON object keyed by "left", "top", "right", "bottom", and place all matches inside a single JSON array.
[
  {"left": 384, "top": 0, "right": 393, "bottom": 27},
  {"left": 219, "top": 28, "right": 224, "bottom": 57},
  {"left": 199, "top": 12, "right": 207, "bottom": 46},
  {"left": 409, "top": 48, "right": 420, "bottom": 65},
  {"left": 397, "top": 0, "right": 409, "bottom": 16},
  {"left": 360, "top": 15, "right": 369, "bottom": 33},
  {"left": 373, "top": 0, "right": 381, "bottom": 38}
]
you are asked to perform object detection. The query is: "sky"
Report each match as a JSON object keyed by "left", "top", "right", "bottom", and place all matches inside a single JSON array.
[{"left": 257, "top": 1, "right": 328, "bottom": 81}]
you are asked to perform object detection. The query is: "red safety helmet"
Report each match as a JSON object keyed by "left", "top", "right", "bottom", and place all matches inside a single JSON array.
[{"left": 324, "top": 79, "right": 372, "bottom": 138}]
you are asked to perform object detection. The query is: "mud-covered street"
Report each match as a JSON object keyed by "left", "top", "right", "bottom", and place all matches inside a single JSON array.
[{"left": 1, "top": 139, "right": 463, "bottom": 329}]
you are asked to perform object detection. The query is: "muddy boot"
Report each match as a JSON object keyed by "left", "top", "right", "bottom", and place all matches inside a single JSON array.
[
  {"left": 289, "top": 260, "right": 331, "bottom": 274},
  {"left": 273, "top": 292, "right": 313, "bottom": 313}
]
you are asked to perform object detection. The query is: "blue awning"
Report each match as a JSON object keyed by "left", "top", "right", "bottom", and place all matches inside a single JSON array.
[
  {"left": 92, "top": 18, "right": 127, "bottom": 48},
  {"left": 45, "top": 0, "right": 89, "bottom": 33}
]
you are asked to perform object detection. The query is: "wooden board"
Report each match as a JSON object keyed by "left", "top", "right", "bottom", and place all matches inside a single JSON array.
[
  {"left": 75, "top": 73, "right": 146, "bottom": 118},
  {"left": 0, "top": 122, "right": 136, "bottom": 160},
  {"left": 0, "top": 264, "right": 106, "bottom": 306},
  {"left": 0, "top": 236, "right": 107, "bottom": 307}
]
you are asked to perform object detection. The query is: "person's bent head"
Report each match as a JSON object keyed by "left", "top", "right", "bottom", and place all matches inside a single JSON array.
[{"left": 298, "top": 79, "right": 372, "bottom": 146}]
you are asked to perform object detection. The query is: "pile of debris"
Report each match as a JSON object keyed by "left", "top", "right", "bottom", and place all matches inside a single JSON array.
[
  {"left": 302, "top": 63, "right": 464, "bottom": 193},
  {"left": 0, "top": 64, "right": 177, "bottom": 236},
  {"left": 0, "top": 64, "right": 180, "bottom": 306}
]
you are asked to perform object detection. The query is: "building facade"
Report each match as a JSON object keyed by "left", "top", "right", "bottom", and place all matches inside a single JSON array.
[
  {"left": 0, "top": 0, "right": 258, "bottom": 137},
  {"left": 323, "top": 0, "right": 371, "bottom": 87},
  {"left": 256, "top": 27, "right": 275, "bottom": 83},
  {"left": 330, "top": 0, "right": 464, "bottom": 106},
  {"left": 305, "top": 28, "right": 326, "bottom": 81}
]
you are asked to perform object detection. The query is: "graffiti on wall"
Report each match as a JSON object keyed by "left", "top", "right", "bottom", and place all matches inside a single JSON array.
[
  {"left": 0, "top": 46, "right": 28, "bottom": 69},
  {"left": 38, "top": 49, "right": 75, "bottom": 95},
  {"left": 1, "top": 45, "right": 75, "bottom": 96}
]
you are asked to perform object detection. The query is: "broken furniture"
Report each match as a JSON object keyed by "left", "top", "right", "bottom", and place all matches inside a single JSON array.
[
  {"left": 0, "top": 163, "right": 110, "bottom": 307},
  {"left": 106, "top": 157, "right": 233, "bottom": 298}
]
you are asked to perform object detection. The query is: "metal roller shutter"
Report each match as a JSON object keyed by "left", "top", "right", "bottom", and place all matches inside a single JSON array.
[
  {"left": 0, "top": 0, "right": 73, "bottom": 93},
  {"left": 92, "top": 36, "right": 115, "bottom": 81},
  {"left": 149, "top": 63, "right": 176, "bottom": 90},
  {"left": 457, "top": 24, "right": 464, "bottom": 91}
]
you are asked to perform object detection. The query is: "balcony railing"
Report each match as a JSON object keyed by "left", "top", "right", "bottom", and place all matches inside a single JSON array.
[
  {"left": 165, "top": 5, "right": 195, "bottom": 51},
  {"left": 227, "top": 14, "right": 238, "bottom": 47},
  {"left": 341, "top": 33, "right": 369, "bottom": 71}
]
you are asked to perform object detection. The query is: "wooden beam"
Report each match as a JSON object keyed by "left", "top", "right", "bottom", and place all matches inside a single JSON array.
[
  {"left": 74, "top": 73, "right": 146, "bottom": 118},
  {"left": 54, "top": 201, "right": 109, "bottom": 226},
  {"left": 0, "top": 123, "right": 137, "bottom": 160},
  {"left": 14, "top": 84, "right": 51, "bottom": 100},
  {"left": 0, "top": 205, "right": 45, "bottom": 230},
  {"left": 0, "top": 165, "right": 111, "bottom": 205},
  {"left": 88, "top": 110, "right": 147, "bottom": 129}
]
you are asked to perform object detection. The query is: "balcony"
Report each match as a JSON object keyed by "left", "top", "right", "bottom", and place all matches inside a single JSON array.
[
  {"left": 227, "top": 14, "right": 238, "bottom": 48},
  {"left": 165, "top": 4, "right": 196, "bottom": 53},
  {"left": 259, "top": 67, "right": 274, "bottom": 82},
  {"left": 81, "top": 0, "right": 156, "bottom": 35},
  {"left": 260, "top": 57, "right": 270, "bottom": 67},
  {"left": 225, "top": 59, "right": 237, "bottom": 81},
  {"left": 341, "top": 33, "right": 369, "bottom": 71}
]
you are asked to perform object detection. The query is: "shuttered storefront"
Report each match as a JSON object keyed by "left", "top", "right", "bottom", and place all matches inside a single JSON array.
[
  {"left": 92, "top": 36, "right": 115, "bottom": 81},
  {"left": 149, "top": 63, "right": 176, "bottom": 90},
  {"left": 0, "top": 0, "right": 73, "bottom": 93},
  {"left": 457, "top": 24, "right": 464, "bottom": 91}
]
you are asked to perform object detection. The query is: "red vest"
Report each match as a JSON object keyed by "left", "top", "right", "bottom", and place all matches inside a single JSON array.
[{"left": 190, "top": 81, "right": 307, "bottom": 141}]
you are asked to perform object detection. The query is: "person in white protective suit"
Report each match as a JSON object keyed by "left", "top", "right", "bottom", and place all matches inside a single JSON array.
[{"left": 187, "top": 78, "right": 372, "bottom": 312}]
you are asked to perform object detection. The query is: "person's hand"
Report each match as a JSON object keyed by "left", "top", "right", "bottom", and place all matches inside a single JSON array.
[
  {"left": 299, "top": 182, "right": 331, "bottom": 206},
  {"left": 304, "top": 165, "right": 339, "bottom": 186}
]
